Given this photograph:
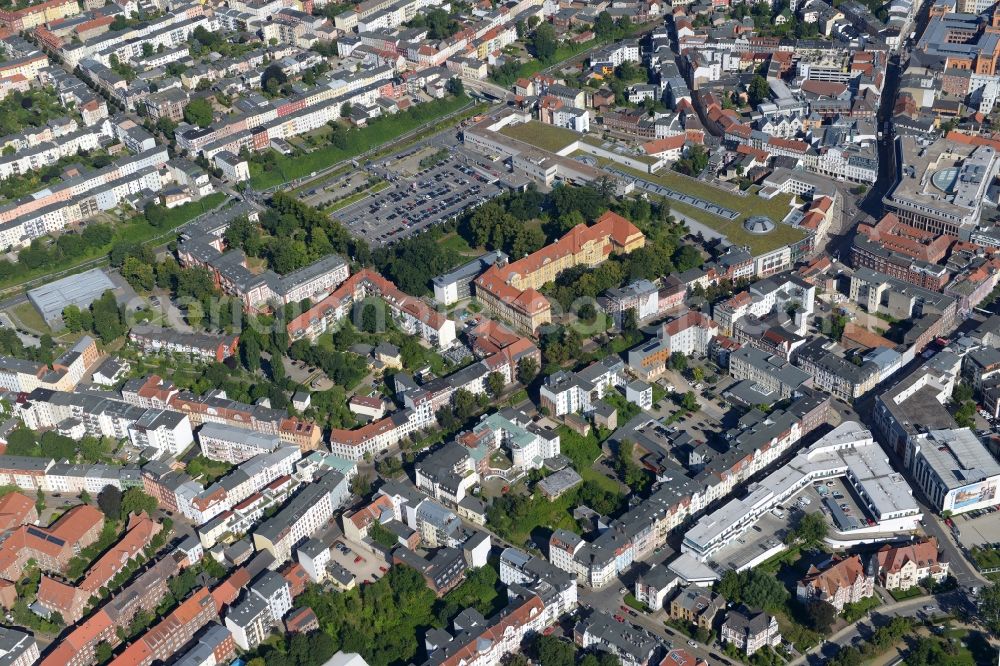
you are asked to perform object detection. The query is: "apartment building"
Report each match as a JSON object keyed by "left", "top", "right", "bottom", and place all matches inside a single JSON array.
[
  {"left": 252, "top": 470, "right": 349, "bottom": 563},
  {"left": 21, "top": 387, "right": 194, "bottom": 458},
  {"left": 601, "top": 279, "right": 661, "bottom": 328},
  {"left": 0, "top": 335, "right": 97, "bottom": 393},
  {"left": 224, "top": 570, "right": 293, "bottom": 650},
  {"left": 474, "top": 212, "right": 645, "bottom": 334},
  {"left": 468, "top": 410, "right": 561, "bottom": 472},
  {"left": 669, "top": 585, "right": 724, "bottom": 630},
  {"left": 129, "top": 326, "right": 239, "bottom": 362},
  {"left": 197, "top": 422, "right": 283, "bottom": 464},
  {"left": 627, "top": 311, "right": 718, "bottom": 380},
  {"left": 540, "top": 356, "right": 626, "bottom": 416},
  {"left": 574, "top": 612, "right": 660, "bottom": 666},
  {"left": 0, "top": 147, "right": 170, "bottom": 250},
  {"left": 0, "top": 504, "right": 104, "bottom": 580},
  {"left": 421, "top": 586, "right": 552, "bottom": 666},
  {"left": 729, "top": 346, "right": 812, "bottom": 401},
  {"left": 178, "top": 234, "right": 349, "bottom": 311},
  {"left": 37, "top": 512, "right": 161, "bottom": 622},
  {"left": 109, "top": 587, "right": 219, "bottom": 666},
  {"left": 181, "top": 447, "right": 300, "bottom": 524},
  {"left": 285, "top": 268, "right": 456, "bottom": 349},
  {"left": 712, "top": 273, "right": 815, "bottom": 335}
]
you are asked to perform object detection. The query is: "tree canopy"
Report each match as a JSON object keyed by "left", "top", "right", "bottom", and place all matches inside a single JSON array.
[{"left": 183, "top": 98, "right": 214, "bottom": 128}]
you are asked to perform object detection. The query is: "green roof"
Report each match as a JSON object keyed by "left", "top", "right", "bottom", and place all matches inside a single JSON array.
[
  {"left": 612, "top": 165, "right": 807, "bottom": 255},
  {"left": 498, "top": 120, "right": 581, "bottom": 153}
]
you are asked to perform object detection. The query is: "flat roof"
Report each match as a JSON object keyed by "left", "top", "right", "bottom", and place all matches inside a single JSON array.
[
  {"left": 684, "top": 422, "right": 919, "bottom": 555},
  {"left": 27, "top": 268, "right": 117, "bottom": 323}
]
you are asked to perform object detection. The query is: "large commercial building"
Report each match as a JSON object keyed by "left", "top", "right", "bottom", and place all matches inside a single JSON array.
[
  {"left": 909, "top": 428, "right": 1000, "bottom": 515},
  {"left": 27, "top": 268, "right": 123, "bottom": 327},
  {"left": 883, "top": 135, "right": 1000, "bottom": 239},
  {"left": 683, "top": 422, "right": 922, "bottom": 563}
]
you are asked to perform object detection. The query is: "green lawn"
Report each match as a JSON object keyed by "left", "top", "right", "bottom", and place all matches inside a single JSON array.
[
  {"left": 438, "top": 232, "right": 477, "bottom": 256},
  {"left": 11, "top": 301, "right": 51, "bottom": 334},
  {"left": 249, "top": 96, "right": 479, "bottom": 189},
  {"left": 624, "top": 593, "right": 651, "bottom": 612},
  {"left": 499, "top": 120, "right": 580, "bottom": 153},
  {"left": 889, "top": 585, "right": 926, "bottom": 601},
  {"left": 970, "top": 544, "right": 1000, "bottom": 569},
  {"left": 557, "top": 425, "right": 619, "bottom": 493},
  {"left": 611, "top": 165, "right": 806, "bottom": 255}
]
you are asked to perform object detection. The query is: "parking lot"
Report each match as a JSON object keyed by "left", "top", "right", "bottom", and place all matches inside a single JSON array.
[
  {"left": 804, "top": 476, "right": 875, "bottom": 532},
  {"left": 953, "top": 508, "right": 1000, "bottom": 549},
  {"left": 333, "top": 135, "right": 505, "bottom": 246},
  {"left": 331, "top": 537, "right": 391, "bottom": 585}
]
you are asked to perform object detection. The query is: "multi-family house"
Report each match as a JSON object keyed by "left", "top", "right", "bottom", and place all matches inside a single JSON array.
[
  {"left": 872, "top": 538, "right": 949, "bottom": 591},
  {"left": 669, "top": 585, "right": 724, "bottom": 630},
  {"left": 796, "top": 555, "right": 875, "bottom": 611},
  {"left": 721, "top": 609, "right": 782, "bottom": 657}
]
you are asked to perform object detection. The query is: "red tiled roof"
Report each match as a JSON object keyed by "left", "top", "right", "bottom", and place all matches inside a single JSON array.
[
  {"left": 642, "top": 135, "right": 687, "bottom": 154},
  {"left": 0, "top": 492, "right": 34, "bottom": 533}
]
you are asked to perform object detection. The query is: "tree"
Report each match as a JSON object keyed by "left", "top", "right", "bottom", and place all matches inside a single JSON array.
[
  {"left": 122, "top": 256, "right": 154, "bottom": 291},
  {"left": 5, "top": 428, "right": 38, "bottom": 456},
  {"left": 691, "top": 367, "right": 705, "bottom": 383},
  {"left": 669, "top": 352, "right": 688, "bottom": 372},
  {"left": 621, "top": 308, "right": 638, "bottom": 335},
  {"left": 183, "top": 98, "right": 213, "bottom": 128},
  {"left": 98, "top": 486, "right": 123, "bottom": 520},
  {"left": 90, "top": 290, "right": 125, "bottom": 342},
  {"left": 446, "top": 77, "right": 465, "bottom": 96},
  {"left": 262, "top": 65, "right": 288, "bottom": 95},
  {"left": 351, "top": 472, "right": 373, "bottom": 497},
  {"left": 120, "top": 488, "right": 157, "bottom": 517},
  {"left": 672, "top": 245, "right": 702, "bottom": 272},
  {"left": 828, "top": 314, "right": 848, "bottom": 341},
  {"left": 791, "top": 511, "right": 828, "bottom": 546},
  {"left": 62, "top": 305, "right": 83, "bottom": 332},
  {"left": 532, "top": 22, "right": 558, "bottom": 62},
  {"left": 535, "top": 635, "right": 575, "bottom": 666},
  {"left": 95, "top": 642, "right": 113, "bottom": 663},
  {"left": 748, "top": 74, "right": 771, "bottom": 107},
  {"left": 487, "top": 371, "right": 505, "bottom": 397},
  {"left": 979, "top": 583, "right": 1000, "bottom": 634},
  {"left": 517, "top": 357, "right": 538, "bottom": 385},
  {"left": 594, "top": 10, "right": 615, "bottom": 37},
  {"left": 240, "top": 331, "right": 261, "bottom": 372},
  {"left": 804, "top": 599, "right": 837, "bottom": 632},
  {"left": 674, "top": 144, "right": 709, "bottom": 176},
  {"left": 369, "top": 520, "right": 398, "bottom": 549}
]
